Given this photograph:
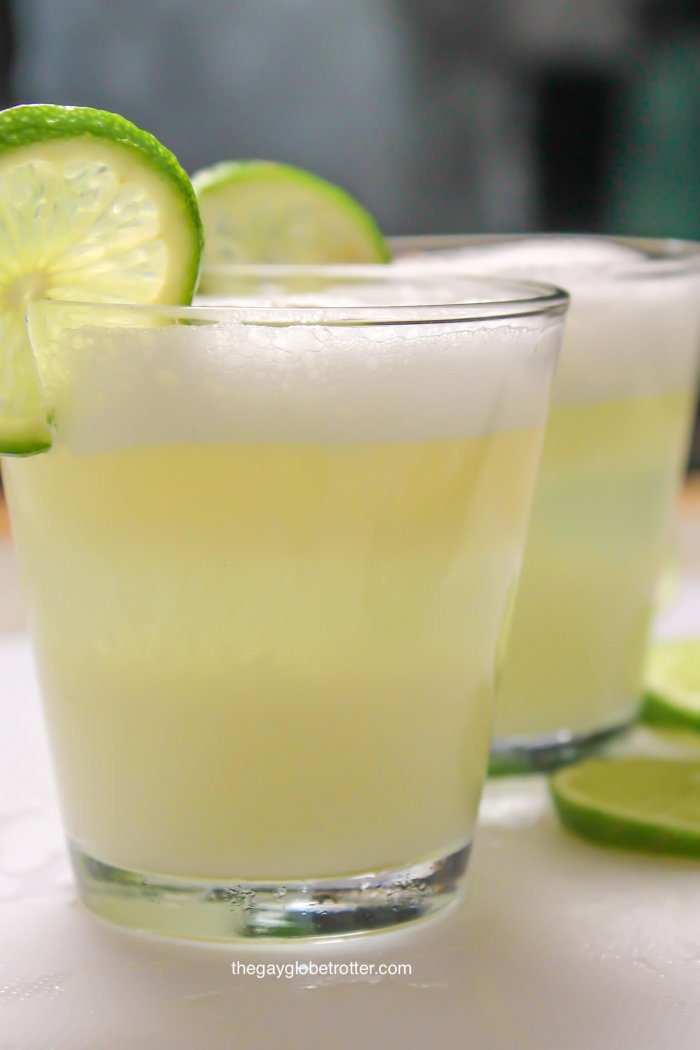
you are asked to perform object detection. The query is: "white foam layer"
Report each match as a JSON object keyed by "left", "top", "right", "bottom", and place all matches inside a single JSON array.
[
  {"left": 405, "top": 236, "right": 644, "bottom": 280},
  {"left": 40, "top": 315, "right": 560, "bottom": 452},
  {"left": 397, "top": 238, "right": 700, "bottom": 405}
]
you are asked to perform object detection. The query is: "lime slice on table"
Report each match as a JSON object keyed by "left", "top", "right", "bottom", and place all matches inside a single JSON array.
[
  {"left": 192, "top": 160, "right": 390, "bottom": 285},
  {"left": 643, "top": 639, "right": 700, "bottom": 731},
  {"left": 550, "top": 757, "right": 700, "bottom": 856},
  {"left": 0, "top": 103, "right": 203, "bottom": 455}
]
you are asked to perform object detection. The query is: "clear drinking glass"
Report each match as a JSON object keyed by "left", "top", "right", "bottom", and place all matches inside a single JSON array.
[
  {"left": 2, "top": 270, "right": 566, "bottom": 939},
  {"left": 397, "top": 236, "right": 700, "bottom": 771}
]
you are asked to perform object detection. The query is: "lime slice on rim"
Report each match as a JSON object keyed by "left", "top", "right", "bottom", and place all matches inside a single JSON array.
[
  {"left": 0, "top": 103, "right": 203, "bottom": 455},
  {"left": 644, "top": 638, "right": 700, "bottom": 731},
  {"left": 550, "top": 757, "right": 700, "bottom": 856},
  {"left": 192, "top": 160, "right": 390, "bottom": 283}
]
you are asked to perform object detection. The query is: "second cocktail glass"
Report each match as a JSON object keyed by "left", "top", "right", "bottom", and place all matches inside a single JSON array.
[
  {"left": 398, "top": 236, "right": 700, "bottom": 771},
  {"left": 2, "top": 269, "right": 566, "bottom": 939}
]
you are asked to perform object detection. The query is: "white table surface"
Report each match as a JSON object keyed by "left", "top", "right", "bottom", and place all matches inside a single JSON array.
[{"left": 2, "top": 587, "right": 700, "bottom": 1050}]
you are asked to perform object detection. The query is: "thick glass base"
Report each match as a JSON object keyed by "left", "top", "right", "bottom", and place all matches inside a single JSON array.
[
  {"left": 69, "top": 841, "right": 470, "bottom": 941},
  {"left": 489, "top": 718, "right": 634, "bottom": 775}
]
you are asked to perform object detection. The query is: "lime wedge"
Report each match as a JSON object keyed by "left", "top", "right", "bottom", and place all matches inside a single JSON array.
[
  {"left": 644, "top": 639, "right": 700, "bottom": 731},
  {"left": 192, "top": 160, "right": 390, "bottom": 281},
  {"left": 0, "top": 103, "right": 203, "bottom": 455},
  {"left": 550, "top": 757, "right": 700, "bottom": 856}
]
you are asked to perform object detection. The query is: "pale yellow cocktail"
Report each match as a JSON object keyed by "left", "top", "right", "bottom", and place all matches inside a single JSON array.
[
  {"left": 3, "top": 275, "right": 565, "bottom": 936},
  {"left": 7, "top": 428, "right": 540, "bottom": 878},
  {"left": 399, "top": 237, "right": 700, "bottom": 770},
  {"left": 498, "top": 388, "right": 693, "bottom": 742}
]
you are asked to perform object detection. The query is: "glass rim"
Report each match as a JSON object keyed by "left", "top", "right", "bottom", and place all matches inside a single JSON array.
[
  {"left": 386, "top": 233, "right": 700, "bottom": 280},
  {"left": 58, "top": 265, "right": 570, "bottom": 325}
]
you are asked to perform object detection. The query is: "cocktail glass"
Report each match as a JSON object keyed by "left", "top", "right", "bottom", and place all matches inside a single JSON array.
[
  {"left": 397, "top": 236, "right": 700, "bottom": 772},
  {"left": 2, "top": 269, "right": 566, "bottom": 938}
]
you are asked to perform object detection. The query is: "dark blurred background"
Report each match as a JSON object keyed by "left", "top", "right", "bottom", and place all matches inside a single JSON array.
[
  {"left": 2, "top": 0, "right": 700, "bottom": 240},
  {"left": 2, "top": 0, "right": 700, "bottom": 461}
]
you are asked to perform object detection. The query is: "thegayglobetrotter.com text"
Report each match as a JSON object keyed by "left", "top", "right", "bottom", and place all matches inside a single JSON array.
[{"left": 231, "top": 960, "right": 412, "bottom": 979}]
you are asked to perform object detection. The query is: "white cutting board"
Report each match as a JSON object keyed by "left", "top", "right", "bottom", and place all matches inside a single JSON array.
[{"left": 2, "top": 584, "right": 700, "bottom": 1050}]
